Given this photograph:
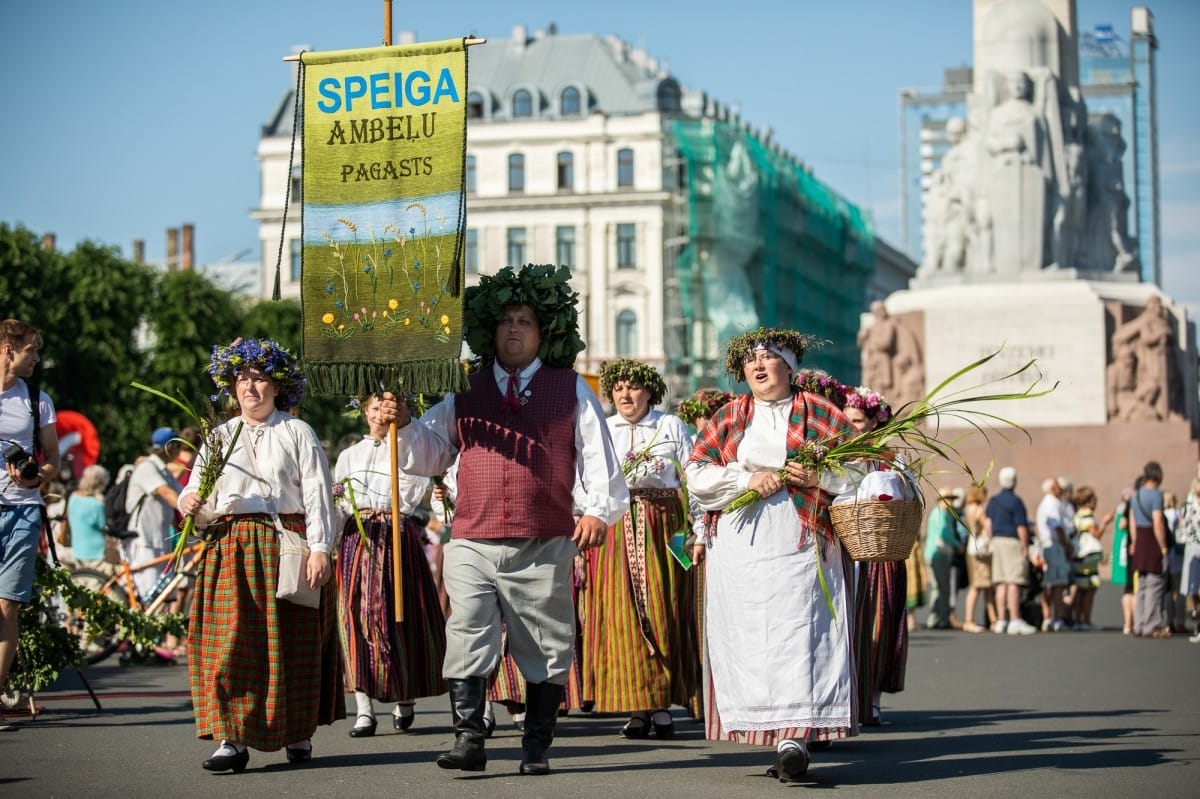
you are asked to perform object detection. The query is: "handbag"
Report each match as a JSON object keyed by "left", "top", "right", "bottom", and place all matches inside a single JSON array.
[{"left": 243, "top": 430, "right": 321, "bottom": 608}]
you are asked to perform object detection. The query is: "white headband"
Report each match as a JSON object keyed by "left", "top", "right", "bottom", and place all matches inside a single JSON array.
[{"left": 752, "top": 342, "right": 798, "bottom": 372}]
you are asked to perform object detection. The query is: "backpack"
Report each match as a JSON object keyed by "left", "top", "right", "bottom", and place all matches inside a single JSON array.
[{"left": 103, "top": 466, "right": 143, "bottom": 538}]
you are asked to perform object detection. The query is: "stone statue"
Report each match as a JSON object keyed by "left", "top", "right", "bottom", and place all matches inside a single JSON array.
[
  {"left": 922, "top": 118, "right": 972, "bottom": 275},
  {"left": 1110, "top": 295, "right": 1178, "bottom": 421},
  {"left": 1106, "top": 336, "right": 1144, "bottom": 421},
  {"left": 1084, "top": 114, "right": 1140, "bottom": 273},
  {"left": 1051, "top": 92, "right": 1088, "bottom": 269},
  {"left": 858, "top": 301, "right": 899, "bottom": 399},
  {"left": 858, "top": 302, "right": 925, "bottom": 412},
  {"left": 985, "top": 70, "right": 1052, "bottom": 273}
]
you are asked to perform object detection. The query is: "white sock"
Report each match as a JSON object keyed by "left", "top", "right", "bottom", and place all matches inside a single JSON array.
[
  {"left": 214, "top": 740, "right": 245, "bottom": 756},
  {"left": 354, "top": 691, "right": 375, "bottom": 721},
  {"left": 482, "top": 701, "right": 495, "bottom": 724},
  {"left": 777, "top": 738, "right": 805, "bottom": 753},
  {"left": 395, "top": 701, "right": 415, "bottom": 718},
  {"left": 286, "top": 738, "right": 311, "bottom": 751},
  {"left": 651, "top": 710, "right": 672, "bottom": 726},
  {"left": 511, "top": 711, "right": 526, "bottom": 723}
]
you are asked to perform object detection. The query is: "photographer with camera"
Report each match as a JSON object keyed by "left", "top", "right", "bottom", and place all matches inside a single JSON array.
[{"left": 0, "top": 319, "right": 60, "bottom": 731}]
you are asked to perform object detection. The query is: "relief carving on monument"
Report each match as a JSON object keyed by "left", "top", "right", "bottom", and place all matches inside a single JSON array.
[
  {"left": 857, "top": 302, "right": 926, "bottom": 412},
  {"left": 1107, "top": 296, "right": 1182, "bottom": 422}
]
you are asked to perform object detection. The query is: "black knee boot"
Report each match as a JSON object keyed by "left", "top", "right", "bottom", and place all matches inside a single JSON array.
[
  {"left": 519, "top": 681, "right": 564, "bottom": 776},
  {"left": 436, "top": 677, "right": 488, "bottom": 771}
]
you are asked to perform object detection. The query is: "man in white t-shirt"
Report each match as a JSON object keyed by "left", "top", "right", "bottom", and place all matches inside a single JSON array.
[
  {"left": 1035, "top": 477, "right": 1073, "bottom": 631},
  {"left": 0, "top": 320, "right": 60, "bottom": 731},
  {"left": 124, "top": 427, "right": 183, "bottom": 601}
]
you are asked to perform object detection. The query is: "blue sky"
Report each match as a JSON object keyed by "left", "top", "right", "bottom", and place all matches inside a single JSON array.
[{"left": 2, "top": 1, "right": 1196, "bottom": 307}]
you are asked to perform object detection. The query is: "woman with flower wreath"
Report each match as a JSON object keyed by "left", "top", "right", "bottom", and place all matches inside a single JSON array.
[
  {"left": 333, "top": 393, "right": 447, "bottom": 738},
  {"left": 676, "top": 387, "right": 735, "bottom": 435},
  {"left": 842, "top": 386, "right": 909, "bottom": 727},
  {"left": 178, "top": 339, "right": 344, "bottom": 772},
  {"left": 684, "top": 328, "right": 859, "bottom": 785},
  {"left": 584, "top": 358, "right": 700, "bottom": 739}
]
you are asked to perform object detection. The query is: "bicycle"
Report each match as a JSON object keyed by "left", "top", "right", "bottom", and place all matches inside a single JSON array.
[{"left": 60, "top": 536, "right": 206, "bottom": 665}]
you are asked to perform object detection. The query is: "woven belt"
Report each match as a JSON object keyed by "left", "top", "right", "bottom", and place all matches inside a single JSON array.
[{"left": 629, "top": 487, "right": 679, "bottom": 500}]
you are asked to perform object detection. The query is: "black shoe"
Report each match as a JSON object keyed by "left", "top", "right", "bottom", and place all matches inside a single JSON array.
[
  {"left": 436, "top": 734, "right": 487, "bottom": 771},
  {"left": 285, "top": 746, "right": 312, "bottom": 764},
  {"left": 808, "top": 739, "right": 832, "bottom": 751},
  {"left": 621, "top": 716, "right": 651, "bottom": 739},
  {"left": 651, "top": 710, "right": 674, "bottom": 740},
  {"left": 392, "top": 708, "right": 414, "bottom": 732},
  {"left": 202, "top": 749, "right": 249, "bottom": 773},
  {"left": 348, "top": 715, "right": 377, "bottom": 738},
  {"left": 519, "top": 749, "right": 550, "bottom": 776},
  {"left": 776, "top": 744, "right": 810, "bottom": 783},
  {"left": 483, "top": 715, "right": 496, "bottom": 739}
]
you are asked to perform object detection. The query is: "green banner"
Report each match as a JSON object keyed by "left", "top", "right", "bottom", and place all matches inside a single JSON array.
[{"left": 299, "top": 39, "right": 469, "bottom": 396}]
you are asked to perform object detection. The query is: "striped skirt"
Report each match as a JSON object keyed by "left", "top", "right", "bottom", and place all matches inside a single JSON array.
[
  {"left": 582, "top": 489, "right": 698, "bottom": 712},
  {"left": 853, "top": 560, "right": 908, "bottom": 722},
  {"left": 189, "top": 514, "right": 345, "bottom": 751},
  {"left": 337, "top": 512, "right": 447, "bottom": 703}
]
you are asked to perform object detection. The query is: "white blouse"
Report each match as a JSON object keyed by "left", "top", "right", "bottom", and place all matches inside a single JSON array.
[
  {"left": 179, "top": 410, "right": 336, "bottom": 554},
  {"left": 332, "top": 435, "right": 431, "bottom": 526}
]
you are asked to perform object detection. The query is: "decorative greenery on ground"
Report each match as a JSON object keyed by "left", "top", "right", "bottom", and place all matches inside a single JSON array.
[{"left": 10, "top": 561, "right": 186, "bottom": 693}]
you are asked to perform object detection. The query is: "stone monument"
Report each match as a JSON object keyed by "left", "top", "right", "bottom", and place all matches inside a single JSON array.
[{"left": 864, "top": 0, "right": 1198, "bottom": 506}]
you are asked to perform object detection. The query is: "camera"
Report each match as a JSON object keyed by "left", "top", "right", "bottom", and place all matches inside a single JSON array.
[{"left": 3, "top": 442, "right": 39, "bottom": 483}]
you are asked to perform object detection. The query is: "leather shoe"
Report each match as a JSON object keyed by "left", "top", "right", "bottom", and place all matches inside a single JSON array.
[
  {"left": 392, "top": 708, "right": 414, "bottom": 731},
  {"left": 620, "top": 716, "right": 650, "bottom": 739},
  {"left": 436, "top": 735, "right": 487, "bottom": 771},
  {"left": 483, "top": 715, "right": 496, "bottom": 739},
  {"left": 202, "top": 749, "right": 249, "bottom": 773},
  {"left": 652, "top": 711, "right": 674, "bottom": 740},
  {"left": 349, "top": 715, "right": 377, "bottom": 738},
  {"left": 285, "top": 746, "right": 312, "bottom": 764},
  {"left": 776, "top": 743, "right": 810, "bottom": 783}
]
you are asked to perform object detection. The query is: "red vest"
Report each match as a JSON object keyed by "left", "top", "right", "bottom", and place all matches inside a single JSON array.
[{"left": 452, "top": 366, "right": 578, "bottom": 539}]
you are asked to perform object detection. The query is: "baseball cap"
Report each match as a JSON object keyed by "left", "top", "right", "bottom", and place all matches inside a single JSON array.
[{"left": 151, "top": 427, "right": 177, "bottom": 448}]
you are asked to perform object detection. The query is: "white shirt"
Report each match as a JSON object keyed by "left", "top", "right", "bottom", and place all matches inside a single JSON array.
[
  {"left": 607, "top": 409, "right": 704, "bottom": 534},
  {"left": 1035, "top": 492, "right": 1065, "bottom": 548},
  {"left": 332, "top": 435, "right": 430, "bottom": 526},
  {"left": 0, "top": 378, "right": 56, "bottom": 505},
  {"left": 179, "top": 410, "right": 336, "bottom": 554},
  {"left": 397, "top": 358, "right": 630, "bottom": 526},
  {"left": 127, "top": 453, "right": 181, "bottom": 549}
]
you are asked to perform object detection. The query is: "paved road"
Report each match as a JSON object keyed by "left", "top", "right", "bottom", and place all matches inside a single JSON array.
[{"left": 1, "top": 584, "right": 1195, "bottom": 798}]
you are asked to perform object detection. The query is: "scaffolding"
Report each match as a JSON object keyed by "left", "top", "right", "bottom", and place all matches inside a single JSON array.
[{"left": 666, "top": 118, "right": 875, "bottom": 394}]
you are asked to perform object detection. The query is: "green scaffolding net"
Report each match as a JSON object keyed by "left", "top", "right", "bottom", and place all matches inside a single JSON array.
[{"left": 670, "top": 118, "right": 874, "bottom": 393}]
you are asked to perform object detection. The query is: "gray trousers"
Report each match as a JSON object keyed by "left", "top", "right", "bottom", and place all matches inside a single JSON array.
[
  {"left": 1134, "top": 571, "right": 1169, "bottom": 635},
  {"left": 441, "top": 536, "right": 577, "bottom": 686}
]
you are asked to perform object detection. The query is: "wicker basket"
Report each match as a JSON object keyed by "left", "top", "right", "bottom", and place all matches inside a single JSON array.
[{"left": 828, "top": 499, "right": 923, "bottom": 562}]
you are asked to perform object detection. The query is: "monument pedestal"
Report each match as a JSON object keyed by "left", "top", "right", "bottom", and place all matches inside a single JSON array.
[{"left": 873, "top": 278, "right": 1199, "bottom": 502}]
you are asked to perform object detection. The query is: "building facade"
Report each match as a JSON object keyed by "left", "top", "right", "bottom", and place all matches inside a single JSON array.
[{"left": 256, "top": 26, "right": 914, "bottom": 400}]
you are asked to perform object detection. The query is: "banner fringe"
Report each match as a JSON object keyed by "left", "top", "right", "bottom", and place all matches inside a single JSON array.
[{"left": 302, "top": 358, "right": 469, "bottom": 397}]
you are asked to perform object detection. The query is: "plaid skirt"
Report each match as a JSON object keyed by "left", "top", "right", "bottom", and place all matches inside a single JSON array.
[{"left": 189, "top": 514, "right": 345, "bottom": 750}]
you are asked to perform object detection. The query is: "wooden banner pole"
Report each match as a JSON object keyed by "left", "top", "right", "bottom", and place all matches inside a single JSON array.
[
  {"left": 383, "top": 0, "right": 392, "bottom": 46},
  {"left": 390, "top": 420, "right": 404, "bottom": 621}
]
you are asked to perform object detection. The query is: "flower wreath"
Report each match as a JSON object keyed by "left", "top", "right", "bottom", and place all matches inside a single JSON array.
[
  {"left": 598, "top": 358, "right": 667, "bottom": 406},
  {"left": 843, "top": 385, "right": 893, "bottom": 425},
  {"left": 723, "top": 327, "right": 816, "bottom": 382},
  {"left": 209, "top": 338, "right": 306, "bottom": 411},
  {"left": 794, "top": 369, "right": 849, "bottom": 408},
  {"left": 462, "top": 264, "right": 585, "bottom": 368},
  {"left": 675, "top": 388, "right": 735, "bottom": 425}
]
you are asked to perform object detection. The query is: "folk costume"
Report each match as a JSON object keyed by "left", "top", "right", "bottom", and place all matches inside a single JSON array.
[
  {"left": 333, "top": 434, "right": 447, "bottom": 734},
  {"left": 184, "top": 411, "right": 344, "bottom": 752},
  {"left": 392, "top": 263, "right": 630, "bottom": 775},
  {"left": 181, "top": 339, "right": 343, "bottom": 771},
  {"left": 685, "top": 327, "right": 859, "bottom": 784}
]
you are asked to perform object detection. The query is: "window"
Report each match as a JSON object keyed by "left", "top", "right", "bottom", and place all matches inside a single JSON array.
[
  {"left": 508, "top": 153, "right": 525, "bottom": 193},
  {"left": 506, "top": 227, "right": 526, "bottom": 266},
  {"left": 617, "top": 147, "right": 634, "bottom": 188},
  {"left": 513, "top": 89, "right": 533, "bottom": 118},
  {"left": 290, "top": 164, "right": 303, "bottom": 205},
  {"left": 556, "top": 151, "right": 574, "bottom": 191},
  {"left": 561, "top": 86, "right": 581, "bottom": 116},
  {"left": 467, "top": 91, "right": 485, "bottom": 120},
  {"left": 465, "top": 154, "right": 476, "bottom": 193},
  {"left": 556, "top": 226, "right": 576, "bottom": 266},
  {"left": 290, "top": 237, "right": 302, "bottom": 282},
  {"left": 464, "top": 228, "right": 478, "bottom": 274},
  {"left": 616, "top": 310, "right": 637, "bottom": 356},
  {"left": 656, "top": 80, "right": 681, "bottom": 113},
  {"left": 617, "top": 223, "right": 636, "bottom": 269}
]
